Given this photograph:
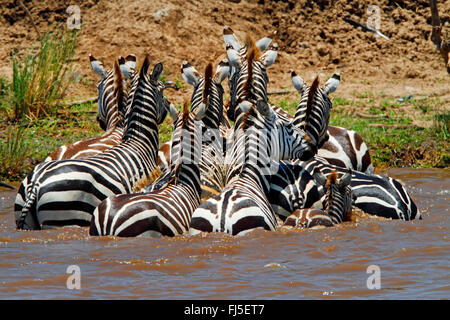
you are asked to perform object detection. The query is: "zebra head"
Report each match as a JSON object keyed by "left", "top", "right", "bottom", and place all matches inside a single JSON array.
[
  {"left": 89, "top": 54, "right": 116, "bottom": 131},
  {"left": 122, "top": 56, "right": 168, "bottom": 144},
  {"left": 291, "top": 70, "right": 341, "bottom": 160},
  {"left": 90, "top": 54, "right": 138, "bottom": 131},
  {"left": 181, "top": 59, "right": 230, "bottom": 130},
  {"left": 223, "top": 27, "right": 277, "bottom": 122},
  {"left": 233, "top": 99, "right": 310, "bottom": 176},
  {"left": 313, "top": 168, "right": 354, "bottom": 224}
]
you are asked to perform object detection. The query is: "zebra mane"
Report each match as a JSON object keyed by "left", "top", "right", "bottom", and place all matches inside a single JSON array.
[
  {"left": 304, "top": 76, "right": 320, "bottom": 129},
  {"left": 241, "top": 105, "right": 258, "bottom": 131},
  {"left": 139, "top": 55, "right": 150, "bottom": 79},
  {"left": 182, "top": 99, "right": 190, "bottom": 127},
  {"left": 133, "top": 167, "right": 162, "bottom": 192},
  {"left": 203, "top": 63, "right": 213, "bottom": 104},
  {"left": 113, "top": 59, "right": 125, "bottom": 122},
  {"left": 243, "top": 35, "right": 261, "bottom": 100}
]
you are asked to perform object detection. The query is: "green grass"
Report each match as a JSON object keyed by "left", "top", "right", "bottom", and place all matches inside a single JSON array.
[
  {"left": 0, "top": 125, "right": 33, "bottom": 180},
  {"left": 0, "top": 101, "right": 103, "bottom": 180},
  {"left": 9, "top": 28, "right": 78, "bottom": 121}
]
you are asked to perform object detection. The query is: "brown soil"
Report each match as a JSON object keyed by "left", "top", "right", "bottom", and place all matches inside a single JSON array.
[{"left": 0, "top": 0, "right": 449, "bottom": 107}]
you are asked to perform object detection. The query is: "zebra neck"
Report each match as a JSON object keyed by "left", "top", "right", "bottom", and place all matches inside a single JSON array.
[{"left": 175, "top": 163, "right": 202, "bottom": 198}]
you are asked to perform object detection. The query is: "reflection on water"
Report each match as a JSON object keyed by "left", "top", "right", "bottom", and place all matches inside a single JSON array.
[{"left": 0, "top": 168, "right": 448, "bottom": 299}]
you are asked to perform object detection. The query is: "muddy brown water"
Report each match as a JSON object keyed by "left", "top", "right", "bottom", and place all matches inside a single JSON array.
[{"left": 0, "top": 168, "right": 448, "bottom": 299}]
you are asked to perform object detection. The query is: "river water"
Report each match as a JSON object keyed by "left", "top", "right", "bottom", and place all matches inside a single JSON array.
[{"left": 0, "top": 168, "right": 448, "bottom": 299}]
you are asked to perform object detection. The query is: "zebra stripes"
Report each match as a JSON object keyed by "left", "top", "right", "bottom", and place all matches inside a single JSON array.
[
  {"left": 291, "top": 70, "right": 337, "bottom": 160},
  {"left": 283, "top": 169, "right": 354, "bottom": 228},
  {"left": 189, "top": 99, "right": 310, "bottom": 236},
  {"left": 225, "top": 34, "right": 278, "bottom": 122},
  {"left": 182, "top": 60, "right": 232, "bottom": 200},
  {"left": 270, "top": 99, "right": 374, "bottom": 174},
  {"left": 268, "top": 158, "right": 421, "bottom": 221},
  {"left": 89, "top": 101, "right": 204, "bottom": 237},
  {"left": 14, "top": 57, "right": 168, "bottom": 230},
  {"left": 224, "top": 27, "right": 372, "bottom": 174}
]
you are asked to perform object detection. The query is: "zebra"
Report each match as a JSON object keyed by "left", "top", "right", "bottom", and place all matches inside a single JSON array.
[
  {"left": 283, "top": 169, "right": 354, "bottom": 229},
  {"left": 151, "top": 60, "right": 230, "bottom": 171},
  {"left": 223, "top": 25, "right": 374, "bottom": 174},
  {"left": 223, "top": 25, "right": 274, "bottom": 123},
  {"left": 44, "top": 54, "right": 137, "bottom": 162},
  {"left": 268, "top": 157, "right": 421, "bottom": 221},
  {"left": 89, "top": 101, "right": 205, "bottom": 237},
  {"left": 290, "top": 70, "right": 374, "bottom": 173},
  {"left": 189, "top": 99, "right": 311, "bottom": 236},
  {"left": 145, "top": 60, "right": 231, "bottom": 201},
  {"left": 225, "top": 33, "right": 279, "bottom": 123},
  {"left": 14, "top": 56, "right": 168, "bottom": 230},
  {"left": 181, "top": 60, "right": 232, "bottom": 199}
]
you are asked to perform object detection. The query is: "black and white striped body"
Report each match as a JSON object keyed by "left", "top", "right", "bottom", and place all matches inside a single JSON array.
[
  {"left": 269, "top": 103, "right": 373, "bottom": 174},
  {"left": 189, "top": 100, "right": 310, "bottom": 236},
  {"left": 14, "top": 57, "right": 167, "bottom": 230},
  {"left": 283, "top": 169, "right": 354, "bottom": 228},
  {"left": 268, "top": 158, "right": 421, "bottom": 221},
  {"left": 45, "top": 55, "right": 137, "bottom": 162},
  {"left": 89, "top": 102, "right": 204, "bottom": 237}
]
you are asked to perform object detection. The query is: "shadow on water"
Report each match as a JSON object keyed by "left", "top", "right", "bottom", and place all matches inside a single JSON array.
[{"left": 0, "top": 168, "right": 448, "bottom": 299}]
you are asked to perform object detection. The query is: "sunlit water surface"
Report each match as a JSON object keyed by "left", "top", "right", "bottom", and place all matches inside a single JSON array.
[{"left": 0, "top": 168, "right": 448, "bottom": 299}]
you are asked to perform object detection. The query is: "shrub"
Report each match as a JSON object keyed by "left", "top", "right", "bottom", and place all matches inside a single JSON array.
[{"left": 10, "top": 28, "right": 78, "bottom": 121}]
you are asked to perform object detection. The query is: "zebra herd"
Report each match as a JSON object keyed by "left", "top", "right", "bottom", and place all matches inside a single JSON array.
[{"left": 14, "top": 26, "right": 421, "bottom": 237}]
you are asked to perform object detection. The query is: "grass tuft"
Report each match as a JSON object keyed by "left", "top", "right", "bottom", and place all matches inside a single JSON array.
[{"left": 10, "top": 28, "right": 78, "bottom": 121}]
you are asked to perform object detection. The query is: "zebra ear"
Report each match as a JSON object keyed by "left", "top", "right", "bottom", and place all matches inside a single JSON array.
[
  {"left": 214, "top": 59, "right": 230, "bottom": 84},
  {"left": 323, "top": 73, "right": 340, "bottom": 94},
  {"left": 125, "top": 54, "right": 137, "bottom": 70},
  {"left": 339, "top": 169, "right": 352, "bottom": 186},
  {"left": 193, "top": 102, "right": 207, "bottom": 121},
  {"left": 312, "top": 169, "right": 327, "bottom": 187},
  {"left": 256, "top": 99, "right": 273, "bottom": 120},
  {"left": 291, "top": 69, "right": 305, "bottom": 95},
  {"left": 89, "top": 54, "right": 106, "bottom": 78},
  {"left": 238, "top": 101, "right": 252, "bottom": 114},
  {"left": 226, "top": 44, "right": 242, "bottom": 68},
  {"left": 165, "top": 102, "right": 179, "bottom": 120},
  {"left": 181, "top": 61, "right": 201, "bottom": 87},
  {"left": 223, "top": 25, "right": 242, "bottom": 51},
  {"left": 255, "top": 36, "right": 272, "bottom": 51},
  {"left": 118, "top": 56, "right": 134, "bottom": 79},
  {"left": 151, "top": 62, "right": 164, "bottom": 83},
  {"left": 259, "top": 43, "right": 278, "bottom": 67}
]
